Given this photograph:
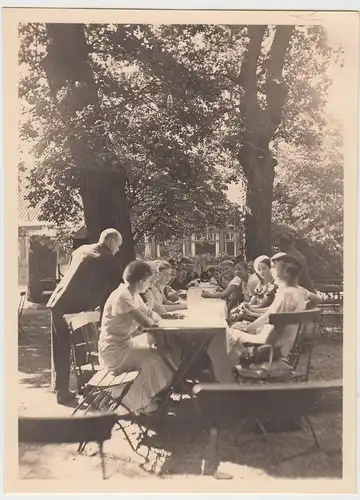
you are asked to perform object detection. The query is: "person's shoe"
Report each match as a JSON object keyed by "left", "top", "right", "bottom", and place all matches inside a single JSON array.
[{"left": 56, "top": 390, "right": 77, "bottom": 405}]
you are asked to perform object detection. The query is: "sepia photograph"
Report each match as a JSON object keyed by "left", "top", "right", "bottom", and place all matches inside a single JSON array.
[{"left": 2, "top": 7, "right": 358, "bottom": 494}]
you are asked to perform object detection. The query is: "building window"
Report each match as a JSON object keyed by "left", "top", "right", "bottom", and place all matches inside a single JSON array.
[
  {"left": 195, "top": 241, "right": 216, "bottom": 255},
  {"left": 207, "top": 232, "right": 217, "bottom": 241},
  {"left": 225, "top": 231, "right": 236, "bottom": 241},
  {"left": 195, "top": 231, "right": 219, "bottom": 242},
  {"left": 226, "top": 241, "right": 235, "bottom": 256}
]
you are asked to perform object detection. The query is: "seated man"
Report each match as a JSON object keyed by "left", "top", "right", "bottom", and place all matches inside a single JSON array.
[{"left": 207, "top": 252, "right": 322, "bottom": 383}]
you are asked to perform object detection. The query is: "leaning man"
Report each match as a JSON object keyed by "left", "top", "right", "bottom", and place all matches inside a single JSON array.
[{"left": 47, "top": 228, "right": 123, "bottom": 404}]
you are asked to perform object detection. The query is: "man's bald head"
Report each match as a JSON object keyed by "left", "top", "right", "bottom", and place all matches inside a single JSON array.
[{"left": 99, "top": 229, "right": 122, "bottom": 255}]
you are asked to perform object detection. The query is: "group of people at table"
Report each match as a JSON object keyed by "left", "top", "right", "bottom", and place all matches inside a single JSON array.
[{"left": 47, "top": 228, "right": 322, "bottom": 415}]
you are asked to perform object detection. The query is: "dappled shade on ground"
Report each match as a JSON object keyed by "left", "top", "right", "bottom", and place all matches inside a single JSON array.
[{"left": 18, "top": 309, "right": 343, "bottom": 481}]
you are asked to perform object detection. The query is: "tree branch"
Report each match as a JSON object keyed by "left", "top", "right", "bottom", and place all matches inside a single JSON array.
[
  {"left": 239, "top": 25, "right": 266, "bottom": 118},
  {"left": 265, "top": 25, "right": 295, "bottom": 131}
]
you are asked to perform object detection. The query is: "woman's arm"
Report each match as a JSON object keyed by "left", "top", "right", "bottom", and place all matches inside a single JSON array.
[
  {"left": 202, "top": 284, "right": 238, "bottom": 300},
  {"left": 252, "top": 295, "right": 274, "bottom": 309},
  {"left": 130, "top": 308, "right": 159, "bottom": 328},
  {"left": 143, "top": 290, "right": 154, "bottom": 310},
  {"left": 248, "top": 295, "right": 259, "bottom": 306},
  {"left": 153, "top": 300, "right": 167, "bottom": 316},
  {"left": 245, "top": 314, "right": 269, "bottom": 333},
  {"left": 245, "top": 303, "right": 269, "bottom": 314},
  {"left": 307, "top": 292, "right": 323, "bottom": 306}
]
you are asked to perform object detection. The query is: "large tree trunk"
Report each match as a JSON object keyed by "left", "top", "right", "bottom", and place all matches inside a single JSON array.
[
  {"left": 241, "top": 152, "right": 274, "bottom": 259},
  {"left": 42, "top": 23, "right": 135, "bottom": 266},
  {"left": 78, "top": 170, "right": 134, "bottom": 265},
  {"left": 238, "top": 25, "right": 294, "bottom": 259}
]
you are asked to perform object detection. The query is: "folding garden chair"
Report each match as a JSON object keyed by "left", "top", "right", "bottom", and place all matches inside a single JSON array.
[
  {"left": 234, "top": 308, "right": 321, "bottom": 383},
  {"left": 64, "top": 310, "right": 102, "bottom": 395},
  {"left": 63, "top": 311, "right": 145, "bottom": 456},
  {"left": 314, "top": 281, "right": 343, "bottom": 338},
  {"left": 19, "top": 413, "right": 118, "bottom": 479}
]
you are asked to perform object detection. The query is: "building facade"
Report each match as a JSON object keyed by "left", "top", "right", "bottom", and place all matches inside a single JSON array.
[
  {"left": 144, "top": 225, "right": 244, "bottom": 259},
  {"left": 18, "top": 182, "right": 57, "bottom": 287}
]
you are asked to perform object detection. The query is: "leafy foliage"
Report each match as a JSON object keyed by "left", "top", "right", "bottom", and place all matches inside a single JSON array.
[
  {"left": 272, "top": 124, "right": 343, "bottom": 276},
  {"left": 19, "top": 23, "right": 343, "bottom": 259}
]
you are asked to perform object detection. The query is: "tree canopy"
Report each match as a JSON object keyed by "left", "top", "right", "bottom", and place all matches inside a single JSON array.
[{"left": 19, "top": 23, "right": 343, "bottom": 263}]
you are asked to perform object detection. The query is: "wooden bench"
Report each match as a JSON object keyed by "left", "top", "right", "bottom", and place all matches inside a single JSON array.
[
  {"left": 19, "top": 413, "right": 118, "bottom": 479},
  {"left": 192, "top": 379, "right": 342, "bottom": 479}
]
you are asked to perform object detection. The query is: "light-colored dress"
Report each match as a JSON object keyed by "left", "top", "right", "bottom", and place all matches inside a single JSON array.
[
  {"left": 208, "top": 285, "right": 310, "bottom": 383},
  {"left": 241, "top": 273, "right": 261, "bottom": 302},
  {"left": 98, "top": 283, "right": 180, "bottom": 412}
]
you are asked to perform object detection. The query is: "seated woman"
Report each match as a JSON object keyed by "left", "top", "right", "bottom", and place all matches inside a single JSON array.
[
  {"left": 142, "top": 261, "right": 167, "bottom": 316},
  {"left": 152, "top": 260, "right": 188, "bottom": 313},
  {"left": 207, "top": 253, "right": 322, "bottom": 383},
  {"left": 202, "top": 261, "right": 259, "bottom": 313},
  {"left": 98, "top": 260, "right": 180, "bottom": 415},
  {"left": 218, "top": 259, "right": 236, "bottom": 289},
  {"left": 201, "top": 260, "right": 240, "bottom": 306},
  {"left": 228, "top": 255, "right": 277, "bottom": 324},
  {"left": 163, "top": 259, "right": 180, "bottom": 302}
]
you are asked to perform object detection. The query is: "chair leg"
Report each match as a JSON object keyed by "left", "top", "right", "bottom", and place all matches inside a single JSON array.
[
  {"left": 98, "top": 442, "right": 107, "bottom": 480},
  {"left": 276, "top": 415, "right": 335, "bottom": 464},
  {"left": 71, "top": 386, "right": 100, "bottom": 416},
  {"left": 254, "top": 418, "right": 279, "bottom": 464},
  {"left": 78, "top": 442, "right": 87, "bottom": 453},
  {"left": 304, "top": 415, "right": 320, "bottom": 449}
]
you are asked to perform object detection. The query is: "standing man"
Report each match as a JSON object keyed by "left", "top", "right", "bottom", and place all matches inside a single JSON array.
[
  {"left": 47, "top": 228, "right": 123, "bottom": 404},
  {"left": 277, "top": 232, "right": 314, "bottom": 291}
]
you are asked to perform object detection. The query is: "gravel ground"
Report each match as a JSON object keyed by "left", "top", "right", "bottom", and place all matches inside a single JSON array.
[{"left": 17, "top": 308, "right": 343, "bottom": 486}]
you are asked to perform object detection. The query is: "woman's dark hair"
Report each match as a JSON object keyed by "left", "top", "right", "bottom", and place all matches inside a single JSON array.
[
  {"left": 123, "top": 260, "right": 153, "bottom": 284},
  {"left": 282, "top": 262, "right": 301, "bottom": 281},
  {"left": 235, "top": 261, "right": 248, "bottom": 271}
]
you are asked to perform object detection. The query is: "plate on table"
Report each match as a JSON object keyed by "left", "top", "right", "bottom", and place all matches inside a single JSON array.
[{"left": 161, "top": 313, "right": 186, "bottom": 320}]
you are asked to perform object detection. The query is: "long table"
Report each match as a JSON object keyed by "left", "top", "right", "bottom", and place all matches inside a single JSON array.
[
  {"left": 145, "top": 284, "right": 228, "bottom": 403},
  {"left": 147, "top": 287, "right": 228, "bottom": 337}
]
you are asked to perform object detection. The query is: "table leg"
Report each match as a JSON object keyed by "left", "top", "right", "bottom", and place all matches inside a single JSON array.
[
  {"left": 202, "top": 426, "right": 233, "bottom": 480},
  {"left": 157, "top": 335, "right": 215, "bottom": 415},
  {"left": 173, "top": 335, "right": 214, "bottom": 391}
]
